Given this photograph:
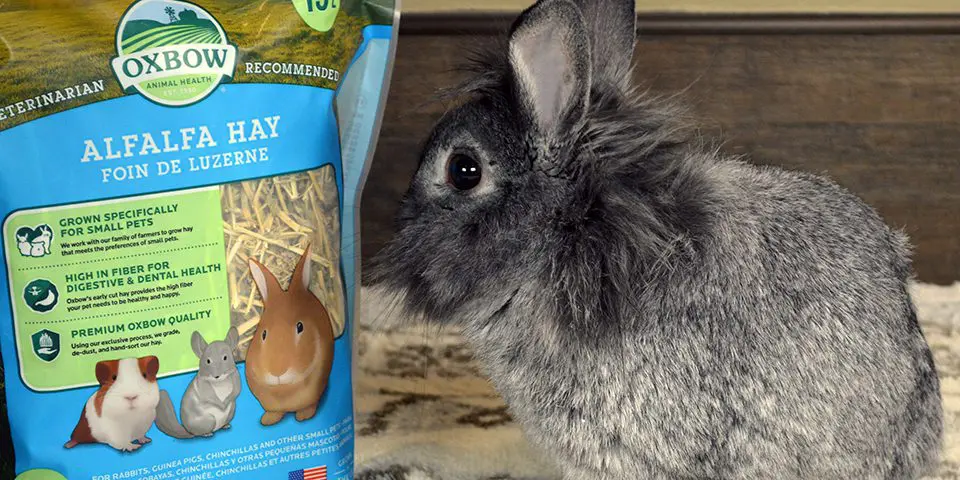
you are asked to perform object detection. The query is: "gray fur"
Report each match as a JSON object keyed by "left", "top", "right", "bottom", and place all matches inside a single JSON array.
[
  {"left": 509, "top": 0, "right": 591, "bottom": 146},
  {"left": 367, "top": 0, "right": 943, "bottom": 478},
  {"left": 155, "top": 328, "right": 242, "bottom": 439},
  {"left": 572, "top": 0, "right": 636, "bottom": 92}
]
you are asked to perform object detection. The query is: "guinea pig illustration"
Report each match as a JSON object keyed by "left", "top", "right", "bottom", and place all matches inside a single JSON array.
[
  {"left": 64, "top": 356, "right": 160, "bottom": 452},
  {"left": 245, "top": 245, "right": 335, "bottom": 426}
]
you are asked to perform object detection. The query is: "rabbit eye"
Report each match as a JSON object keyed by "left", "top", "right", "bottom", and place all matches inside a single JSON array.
[
  {"left": 206, "top": 358, "right": 211, "bottom": 364},
  {"left": 111, "top": 375, "right": 117, "bottom": 381},
  {"left": 262, "top": 330, "right": 267, "bottom": 341},
  {"left": 223, "top": 355, "right": 228, "bottom": 361},
  {"left": 296, "top": 322, "right": 304, "bottom": 334},
  {"left": 447, "top": 153, "right": 482, "bottom": 191},
  {"left": 142, "top": 373, "right": 147, "bottom": 379}
]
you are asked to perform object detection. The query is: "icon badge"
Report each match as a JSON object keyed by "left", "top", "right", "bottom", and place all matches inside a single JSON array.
[
  {"left": 23, "top": 279, "right": 59, "bottom": 313},
  {"left": 31, "top": 329, "right": 61, "bottom": 363}
]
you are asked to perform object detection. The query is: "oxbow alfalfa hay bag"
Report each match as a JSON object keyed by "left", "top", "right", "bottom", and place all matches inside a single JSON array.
[{"left": 0, "top": 0, "right": 398, "bottom": 478}]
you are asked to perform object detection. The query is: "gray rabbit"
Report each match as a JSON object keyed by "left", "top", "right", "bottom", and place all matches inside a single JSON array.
[
  {"left": 365, "top": 0, "right": 944, "bottom": 478},
  {"left": 155, "top": 327, "right": 241, "bottom": 439}
]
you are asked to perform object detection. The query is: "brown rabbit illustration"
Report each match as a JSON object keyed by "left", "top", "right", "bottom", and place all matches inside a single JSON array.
[{"left": 245, "top": 245, "right": 335, "bottom": 426}]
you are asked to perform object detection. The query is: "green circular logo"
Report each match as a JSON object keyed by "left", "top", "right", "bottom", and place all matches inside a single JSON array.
[
  {"left": 23, "top": 279, "right": 58, "bottom": 313},
  {"left": 110, "top": 0, "right": 237, "bottom": 107},
  {"left": 16, "top": 469, "right": 67, "bottom": 480}
]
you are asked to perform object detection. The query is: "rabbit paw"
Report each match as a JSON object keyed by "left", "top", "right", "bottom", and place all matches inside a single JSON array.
[
  {"left": 260, "top": 411, "right": 285, "bottom": 426},
  {"left": 222, "top": 424, "right": 231, "bottom": 430},
  {"left": 136, "top": 436, "right": 151, "bottom": 444},
  {"left": 295, "top": 405, "right": 318, "bottom": 422}
]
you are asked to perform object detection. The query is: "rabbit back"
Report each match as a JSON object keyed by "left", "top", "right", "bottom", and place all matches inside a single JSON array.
[
  {"left": 367, "top": 0, "right": 943, "bottom": 476},
  {"left": 463, "top": 158, "right": 942, "bottom": 479}
]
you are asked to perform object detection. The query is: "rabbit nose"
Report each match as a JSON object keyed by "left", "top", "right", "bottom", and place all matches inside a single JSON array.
[
  {"left": 266, "top": 356, "right": 290, "bottom": 377},
  {"left": 125, "top": 395, "right": 138, "bottom": 402}
]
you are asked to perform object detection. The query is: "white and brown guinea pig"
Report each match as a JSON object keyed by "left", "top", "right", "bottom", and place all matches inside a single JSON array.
[{"left": 64, "top": 356, "right": 160, "bottom": 452}]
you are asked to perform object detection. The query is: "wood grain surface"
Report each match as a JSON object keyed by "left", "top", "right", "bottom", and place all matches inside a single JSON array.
[
  {"left": 400, "top": 0, "right": 960, "bottom": 14},
  {"left": 361, "top": 31, "right": 960, "bottom": 284},
  {"left": 398, "top": 13, "right": 960, "bottom": 35}
]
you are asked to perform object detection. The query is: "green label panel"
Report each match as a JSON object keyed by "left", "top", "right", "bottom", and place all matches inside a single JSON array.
[
  {"left": 293, "top": 0, "right": 342, "bottom": 32},
  {"left": 3, "top": 188, "right": 229, "bottom": 391}
]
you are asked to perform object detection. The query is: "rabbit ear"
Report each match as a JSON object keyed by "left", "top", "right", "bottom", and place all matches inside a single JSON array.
[
  {"left": 570, "top": 0, "right": 636, "bottom": 90},
  {"left": 191, "top": 331, "right": 207, "bottom": 358},
  {"left": 249, "top": 258, "right": 282, "bottom": 303},
  {"left": 289, "top": 244, "right": 313, "bottom": 293},
  {"left": 508, "top": 0, "right": 591, "bottom": 140}
]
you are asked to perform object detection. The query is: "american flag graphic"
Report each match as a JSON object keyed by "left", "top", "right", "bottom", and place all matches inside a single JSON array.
[{"left": 288, "top": 465, "right": 327, "bottom": 480}]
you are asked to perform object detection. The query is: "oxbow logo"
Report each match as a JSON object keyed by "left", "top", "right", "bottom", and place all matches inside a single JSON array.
[{"left": 111, "top": 0, "right": 238, "bottom": 106}]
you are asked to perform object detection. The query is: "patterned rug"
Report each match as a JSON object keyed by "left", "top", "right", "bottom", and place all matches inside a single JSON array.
[{"left": 354, "top": 282, "right": 960, "bottom": 480}]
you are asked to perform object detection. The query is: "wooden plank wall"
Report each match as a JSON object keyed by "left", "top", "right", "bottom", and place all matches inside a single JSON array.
[{"left": 361, "top": 20, "right": 960, "bottom": 284}]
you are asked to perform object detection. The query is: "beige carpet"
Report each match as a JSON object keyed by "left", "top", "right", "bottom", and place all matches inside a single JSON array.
[{"left": 354, "top": 282, "right": 960, "bottom": 479}]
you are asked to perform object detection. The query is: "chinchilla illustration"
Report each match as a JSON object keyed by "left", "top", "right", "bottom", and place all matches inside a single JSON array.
[
  {"left": 365, "top": 0, "right": 944, "bottom": 478},
  {"left": 154, "top": 328, "right": 241, "bottom": 439}
]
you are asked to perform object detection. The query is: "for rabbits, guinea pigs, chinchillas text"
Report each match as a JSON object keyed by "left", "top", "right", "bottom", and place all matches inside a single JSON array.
[{"left": 366, "top": 0, "right": 944, "bottom": 478}]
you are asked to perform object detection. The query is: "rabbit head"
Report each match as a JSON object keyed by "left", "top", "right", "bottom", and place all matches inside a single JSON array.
[
  {"left": 15, "top": 227, "right": 32, "bottom": 243},
  {"left": 368, "top": 0, "right": 700, "bottom": 333},
  {"left": 246, "top": 245, "right": 334, "bottom": 387}
]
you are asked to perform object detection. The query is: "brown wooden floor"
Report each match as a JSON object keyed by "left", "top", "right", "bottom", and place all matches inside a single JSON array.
[{"left": 361, "top": 33, "right": 960, "bottom": 284}]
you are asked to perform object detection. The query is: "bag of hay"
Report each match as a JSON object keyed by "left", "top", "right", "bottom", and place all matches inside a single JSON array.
[{"left": 0, "top": 0, "right": 398, "bottom": 478}]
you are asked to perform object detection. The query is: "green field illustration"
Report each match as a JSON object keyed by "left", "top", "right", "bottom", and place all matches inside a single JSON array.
[
  {"left": 121, "top": 23, "right": 221, "bottom": 53},
  {"left": 119, "top": 5, "right": 224, "bottom": 54},
  {"left": 0, "top": 0, "right": 390, "bottom": 130}
]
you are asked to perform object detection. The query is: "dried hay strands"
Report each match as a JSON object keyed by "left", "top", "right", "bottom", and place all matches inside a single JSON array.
[{"left": 220, "top": 166, "right": 346, "bottom": 357}]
